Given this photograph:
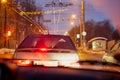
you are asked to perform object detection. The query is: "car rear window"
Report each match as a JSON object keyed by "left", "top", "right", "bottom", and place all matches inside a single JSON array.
[{"left": 18, "top": 35, "right": 76, "bottom": 50}]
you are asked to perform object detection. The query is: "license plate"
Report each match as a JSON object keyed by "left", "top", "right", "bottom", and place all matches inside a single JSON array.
[{"left": 33, "top": 61, "right": 58, "bottom": 67}]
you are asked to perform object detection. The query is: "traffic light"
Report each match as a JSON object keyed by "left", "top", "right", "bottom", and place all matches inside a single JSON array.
[{"left": 7, "top": 30, "right": 11, "bottom": 36}]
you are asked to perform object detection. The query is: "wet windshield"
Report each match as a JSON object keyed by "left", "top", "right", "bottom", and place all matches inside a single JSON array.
[
  {"left": 0, "top": 0, "right": 120, "bottom": 68},
  {"left": 1, "top": 1, "right": 120, "bottom": 80}
]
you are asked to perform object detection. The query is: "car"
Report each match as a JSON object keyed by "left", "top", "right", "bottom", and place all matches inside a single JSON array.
[
  {"left": 12, "top": 34, "right": 79, "bottom": 67},
  {"left": 102, "top": 40, "right": 120, "bottom": 65},
  {"left": 1, "top": 0, "right": 120, "bottom": 80}
]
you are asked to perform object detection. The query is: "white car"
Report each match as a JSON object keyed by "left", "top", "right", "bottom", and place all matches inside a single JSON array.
[
  {"left": 13, "top": 34, "right": 79, "bottom": 67},
  {"left": 102, "top": 41, "right": 120, "bottom": 64}
]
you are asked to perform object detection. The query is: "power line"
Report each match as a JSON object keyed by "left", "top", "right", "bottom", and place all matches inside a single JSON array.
[
  {"left": 19, "top": 8, "right": 68, "bottom": 15},
  {"left": 44, "top": 0, "right": 73, "bottom": 34},
  {"left": 11, "top": 7, "right": 45, "bottom": 33}
]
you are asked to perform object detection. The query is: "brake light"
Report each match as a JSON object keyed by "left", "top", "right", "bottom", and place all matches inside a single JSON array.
[
  {"left": 40, "top": 48, "right": 47, "bottom": 51},
  {"left": 13, "top": 60, "right": 32, "bottom": 66}
]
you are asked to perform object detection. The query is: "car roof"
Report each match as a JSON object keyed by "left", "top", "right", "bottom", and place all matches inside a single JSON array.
[{"left": 26, "top": 34, "right": 69, "bottom": 38}]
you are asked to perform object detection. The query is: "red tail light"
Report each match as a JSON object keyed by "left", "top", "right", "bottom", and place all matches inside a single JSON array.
[
  {"left": 13, "top": 60, "right": 32, "bottom": 66},
  {"left": 40, "top": 48, "right": 47, "bottom": 51}
]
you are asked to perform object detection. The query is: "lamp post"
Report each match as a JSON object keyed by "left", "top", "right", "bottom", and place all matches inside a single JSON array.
[{"left": 7, "top": 30, "right": 11, "bottom": 48}]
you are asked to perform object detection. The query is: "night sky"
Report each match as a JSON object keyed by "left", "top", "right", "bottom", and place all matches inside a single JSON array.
[
  {"left": 88, "top": 0, "right": 120, "bottom": 28},
  {"left": 35, "top": 0, "right": 120, "bottom": 35}
]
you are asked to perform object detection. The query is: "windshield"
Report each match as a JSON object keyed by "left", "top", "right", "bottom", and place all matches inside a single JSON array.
[{"left": 0, "top": 0, "right": 120, "bottom": 78}]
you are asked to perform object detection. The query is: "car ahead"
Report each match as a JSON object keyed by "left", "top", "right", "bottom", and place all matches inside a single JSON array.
[
  {"left": 102, "top": 40, "right": 120, "bottom": 65},
  {"left": 1, "top": 35, "right": 120, "bottom": 80},
  {"left": 13, "top": 34, "right": 79, "bottom": 67}
]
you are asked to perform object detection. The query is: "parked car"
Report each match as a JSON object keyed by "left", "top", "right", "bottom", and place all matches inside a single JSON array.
[
  {"left": 102, "top": 40, "right": 120, "bottom": 65},
  {"left": 13, "top": 34, "right": 79, "bottom": 67}
]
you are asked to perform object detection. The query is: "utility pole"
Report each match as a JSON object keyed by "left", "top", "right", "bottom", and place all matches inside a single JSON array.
[{"left": 80, "top": 0, "right": 86, "bottom": 48}]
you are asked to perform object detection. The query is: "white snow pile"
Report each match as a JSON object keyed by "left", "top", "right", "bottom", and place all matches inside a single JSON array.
[{"left": 0, "top": 48, "right": 15, "bottom": 54}]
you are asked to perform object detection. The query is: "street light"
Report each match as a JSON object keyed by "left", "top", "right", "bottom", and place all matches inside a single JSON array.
[
  {"left": 7, "top": 30, "right": 11, "bottom": 37},
  {"left": 1, "top": 0, "right": 7, "bottom": 4},
  {"left": 64, "top": 31, "right": 68, "bottom": 35},
  {"left": 7, "top": 30, "right": 11, "bottom": 48},
  {"left": 82, "top": 31, "right": 87, "bottom": 36},
  {"left": 71, "top": 14, "right": 76, "bottom": 19},
  {"left": 70, "top": 22, "right": 74, "bottom": 25}
]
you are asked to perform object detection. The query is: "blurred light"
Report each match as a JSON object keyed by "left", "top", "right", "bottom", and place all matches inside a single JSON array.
[
  {"left": 64, "top": 31, "right": 68, "bottom": 35},
  {"left": 40, "top": 48, "right": 47, "bottom": 51},
  {"left": 71, "top": 14, "right": 76, "bottom": 19},
  {"left": 20, "top": 9, "right": 68, "bottom": 15},
  {"left": 1, "top": 0, "right": 7, "bottom": 4},
  {"left": 30, "top": 24, "right": 33, "bottom": 26},
  {"left": 70, "top": 22, "right": 74, "bottom": 25},
  {"left": 13, "top": 60, "right": 32, "bottom": 66},
  {"left": 7, "top": 30, "right": 11, "bottom": 36},
  {"left": 76, "top": 34, "right": 80, "bottom": 39},
  {"left": 25, "top": 60, "right": 31, "bottom": 64},
  {"left": 82, "top": 31, "right": 87, "bottom": 36},
  {"left": 18, "top": 60, "right": 22, "bottom": 63}
]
